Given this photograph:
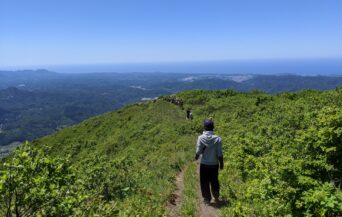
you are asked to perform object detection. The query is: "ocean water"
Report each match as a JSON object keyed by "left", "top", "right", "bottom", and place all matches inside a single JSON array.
[{"left": 12, "top": 58, "right": 342, "bottom": 75}]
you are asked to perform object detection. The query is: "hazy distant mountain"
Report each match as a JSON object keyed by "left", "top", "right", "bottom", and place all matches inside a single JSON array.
[{"left": 1, "top": 70, "right": 342, "bottom": 147}]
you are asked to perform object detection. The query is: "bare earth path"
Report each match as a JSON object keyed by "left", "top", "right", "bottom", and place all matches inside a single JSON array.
[
  {"left": 167, "top": 166, "right": 186, "bottom": 217},
  {"left": 196, "top": 162, "right": 219, "bottom": 217},
  {"left": 167, "top": 163, "right": 219, "bottom": 217}
]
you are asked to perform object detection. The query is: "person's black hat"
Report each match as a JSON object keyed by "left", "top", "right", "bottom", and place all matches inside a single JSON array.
[{"left": 204, "top": 119, "right": 214, "bottom": 131}]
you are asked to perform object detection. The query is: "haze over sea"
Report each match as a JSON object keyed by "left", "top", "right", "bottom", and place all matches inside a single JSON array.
[{"left": 18, "top": 58, "right": 340, "bottom": 75}]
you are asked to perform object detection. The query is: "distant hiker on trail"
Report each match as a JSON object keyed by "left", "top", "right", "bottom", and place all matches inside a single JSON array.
[
  {"left": 178, "top": 99, "right": 184, "bottom": 109},
  {"left": 186, "top": 110, "right": 193, "bottom": 120},
  {"left": 195, "top": 118, "right": 223, "bottom": 205}
]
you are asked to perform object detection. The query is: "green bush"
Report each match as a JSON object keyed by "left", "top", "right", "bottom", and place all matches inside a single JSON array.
[{"left": 0, "top": 142, "right": 85, "bottom": 217}]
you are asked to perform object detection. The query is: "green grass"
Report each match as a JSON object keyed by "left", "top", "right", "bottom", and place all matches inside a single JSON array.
[
  {"left": 32, "top": 101, "right": 198, "bottom": 216},
  {"left": 181, "top": 162, "right": 198, "bottom": 217},
  {"left": 2, "top": 88, "right": 342, "bottom": 216}
]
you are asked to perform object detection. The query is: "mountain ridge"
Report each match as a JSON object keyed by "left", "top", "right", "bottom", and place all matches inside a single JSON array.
[{"left": 1, "top": 88, "right": 340, "bottom": 216}]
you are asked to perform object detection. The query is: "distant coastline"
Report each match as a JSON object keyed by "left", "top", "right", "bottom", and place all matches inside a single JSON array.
[
  {"left": 0, "top": 141, "right": 21, "bottom": 159},
  {"left": 2, "top": 58, "right": 342, "bottom": 75}
]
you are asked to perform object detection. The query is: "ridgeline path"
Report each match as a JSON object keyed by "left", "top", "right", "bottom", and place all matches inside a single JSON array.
[
  {"left": 167, "top": 162, "right": 219, "bottom": 217},
  {"left": 167, "top": 165, "right": 186, "bottom": 217},
  {"left": 166, "top": 98, "right": 219, "bottom": 216}
]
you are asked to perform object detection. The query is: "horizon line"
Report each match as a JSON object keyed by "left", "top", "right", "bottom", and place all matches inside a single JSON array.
[{"left": 1, "top": 57, "right": 342, "bottom": 69}]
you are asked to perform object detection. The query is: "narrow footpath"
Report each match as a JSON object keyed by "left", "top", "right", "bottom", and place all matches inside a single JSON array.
[
  {"left": 167, "top": 163, "right": 219, "bottom": 217},
  {"left": 166, "top": 97, "right": 220, "bottom": 216},
  {"left": 167, "top": 166, "right": 186, "bottom": 217}
]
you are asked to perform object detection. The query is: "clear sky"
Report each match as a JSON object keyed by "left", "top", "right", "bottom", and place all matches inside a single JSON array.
[{"left": 1, "top": 0, "right": 342, "bottom": 67}]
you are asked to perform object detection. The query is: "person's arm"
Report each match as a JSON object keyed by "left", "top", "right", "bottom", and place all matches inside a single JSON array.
[
  {"left": 219, "top": 156, "right": 224, "bottom": 170},
  {"left": 217, "top": 138, "right": 224, "bottom": 169},
  {"left": 195, "top": 137, "right": 203, "bottom": 160}
]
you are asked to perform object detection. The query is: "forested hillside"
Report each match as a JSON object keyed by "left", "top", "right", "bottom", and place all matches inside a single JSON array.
[{"left": 1, "top": 88, "right": 341, "bottom": 216}]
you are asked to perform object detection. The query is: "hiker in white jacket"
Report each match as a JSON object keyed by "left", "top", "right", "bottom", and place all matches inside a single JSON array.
[{"left": 195, "top": 119, "right": 224, "bottom": 205}]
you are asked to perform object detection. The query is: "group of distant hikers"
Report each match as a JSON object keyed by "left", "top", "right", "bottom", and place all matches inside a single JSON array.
[
  {"left": 163, "top": 96, "right": 183, "bottom": 109},
  {"left": 163, "top": 96, "right": 223, "bottom": 206},
  {"left": 162, "top": 96, "right": 193, "bottom": 120}
]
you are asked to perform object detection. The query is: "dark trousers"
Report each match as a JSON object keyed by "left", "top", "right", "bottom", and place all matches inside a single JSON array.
[{"left": 200, "top": 164, "right": 220, "bottom": 201}]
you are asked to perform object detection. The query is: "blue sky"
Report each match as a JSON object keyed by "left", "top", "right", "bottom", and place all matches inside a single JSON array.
[{"left": 0, "top": 0, "right": 342, "bottom": 67}]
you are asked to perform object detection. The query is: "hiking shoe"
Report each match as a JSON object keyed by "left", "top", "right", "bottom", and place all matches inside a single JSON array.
[{"left": 203, "top": 199, "right": 211, "bottom": 206}]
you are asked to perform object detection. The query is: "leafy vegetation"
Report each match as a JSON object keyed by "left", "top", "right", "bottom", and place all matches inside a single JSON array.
[
  {"left": 177, "top": 88, "right": 342, "bottom": 216},
  {"left": 1, "top": 87, "right": 342, "bottom": 216},
  {"left": 0, "top": 142, "right": 84, "bottom": 216},
  {"left": 2, "top": 100, "right": 197, "bottom": 216}
]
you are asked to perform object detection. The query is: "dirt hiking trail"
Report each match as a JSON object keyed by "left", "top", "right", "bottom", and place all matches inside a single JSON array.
[
  {"left": 167, "top": 163, "right": 220, "bottom": 217},
  {"left": 167, "top": 166, "right": 186, "bottom": 217}
]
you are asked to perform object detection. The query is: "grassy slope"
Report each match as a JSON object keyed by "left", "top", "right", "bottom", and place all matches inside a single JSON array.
[
  {"left": 31, "top": 88, "right": 342, "bottom": 216},
  {"left": 34, "top": 101, "right": 197, "bottom": 216}
]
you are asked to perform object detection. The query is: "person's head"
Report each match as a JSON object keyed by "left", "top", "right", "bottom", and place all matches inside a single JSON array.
[{"left": 203, "top": 118, "right": 214, "bottom": 131}]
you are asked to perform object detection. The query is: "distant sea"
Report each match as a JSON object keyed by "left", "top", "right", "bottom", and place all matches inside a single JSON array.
[{"left": 6, "top": 58, "right": 342, "bottom": 75}]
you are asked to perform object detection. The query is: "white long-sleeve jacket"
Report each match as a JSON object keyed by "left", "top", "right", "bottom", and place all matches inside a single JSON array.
[{"left": 196, "top": 131, "right": 223, "bottom": 165}]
